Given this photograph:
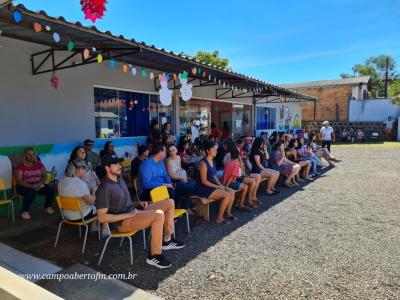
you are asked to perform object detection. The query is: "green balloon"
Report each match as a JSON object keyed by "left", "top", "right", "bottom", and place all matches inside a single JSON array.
[
  {"left": 141, "top": 68, "right": 147, "bottom": 78},
  {"left": 67, "top": 41, "right": 74, "bottom": 51}
]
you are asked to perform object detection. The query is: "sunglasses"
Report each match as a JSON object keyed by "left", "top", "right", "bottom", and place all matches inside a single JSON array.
[{"left": 86, "top": 144, "right": 94, "bottom": 147}]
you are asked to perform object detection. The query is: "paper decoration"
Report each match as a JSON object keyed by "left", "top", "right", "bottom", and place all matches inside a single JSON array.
[
  {"left": 67, "top": 41, "right": 74, "bottom": 51},
  {"left": 45, "top": 25, "right": 51, "bottom": 31},
  {"left": 173, "top": 74, "right": 177, "bottom": 80},
  {"left": 131, "top": 67, "right": 137, "bottom": 75},
  {"left": 198, "top": 67, "right": 202, "bottom": 75},
  {"left": 33, "top": 23, "right": 42, "bottom": 32},
  {"left": 97, "top": 54, "right": 103, "bottom": 63},
  {"left": 141, "top": 68, "right": 147, "bottom": 78},
  {"left": 191, "top": 67, "right": 197, "bottom": 75},
  {"left": 53, "top": 33, "right": 60, "bottom": 43},
  {"left": 12, "top": 11, "right": 22, "bottom": 23},
  {"left": 92, "top": 47, "right": 97, "bottom": 52},
  {"left": 109, "top": 59, "right": 116, "bottom": 69},
  {"left": 122, "top": 64, "right": 128, "bottom": 73},
  {"left": 159, "top": 73, "right": 172, "bottom": 106},
  {"left": 149, "top": 72, "right": 154, "bottom": 80},
  {"left": 83, "top": 48, "right": 90, "bottom": 59},
  {"left": 50, "top": 73, "right": 59, "bottom": 89},
  {"left": 179, "top": 71, "right": 193, "bottom": 101},
  {"left": 81, "top": 0, "right": 108, "bottom": 23}
]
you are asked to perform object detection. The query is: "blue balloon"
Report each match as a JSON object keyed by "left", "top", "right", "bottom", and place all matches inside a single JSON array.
[
  {"left": 13, "top": 11, "right": 22, "bottom": 23},
  {"left": 198, "top": 68, "right": 202, "bottom": 75}
]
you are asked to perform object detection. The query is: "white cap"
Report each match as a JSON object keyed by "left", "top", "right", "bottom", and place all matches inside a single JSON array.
[{"left": 322, "top": 121, "right": 329, "bottom": 125}]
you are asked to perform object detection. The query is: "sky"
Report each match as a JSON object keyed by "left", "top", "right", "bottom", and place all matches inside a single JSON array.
[{"left": 13, "top": 0, "right": 400, "bottom": 84}]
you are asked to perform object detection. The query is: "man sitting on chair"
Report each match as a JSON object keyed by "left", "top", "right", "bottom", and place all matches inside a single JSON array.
[{"left": 95, "top": 154, "right": 185, "bottom": 269}]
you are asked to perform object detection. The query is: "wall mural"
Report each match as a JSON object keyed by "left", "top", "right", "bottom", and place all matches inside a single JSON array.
[
  {"left": 277, "top": 104, "right": 301, "bottom": 131},
  {"left": 0, "top": 137, "right": 145, "bottom": 190}
]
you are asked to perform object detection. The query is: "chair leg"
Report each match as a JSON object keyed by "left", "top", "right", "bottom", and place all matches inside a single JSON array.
[
  {"left": 142, "top": 229, "right": 146, "bottom": 249},
  {"left": 128, "top": 237, "right": 133, "bottom": 265},
  {"left": 78, "top": 225, "right": 82, "bottom": 238},
  {"left": 120, "top": 237, "right": 124, "bottom": 247},
  {"left": 82, "top": 225, "right": 89, "bottom": 254},
  {"left": 98, "top": 236, "right": 112, "bottom": 266},
  {"left": 98, "top": 220, "right": 101, "bottom": 241},
  {"left": 54, "top": 221, "right": 64, "bottom": 247},
  {"left": 11, "top": 202, "right": 15, "bottom": 223},
  {"left": 173, "top": 220, "right": 176, "bottom": 239},
  {"left": 185, "top": 211, "right": 190, "bottom": 234}
]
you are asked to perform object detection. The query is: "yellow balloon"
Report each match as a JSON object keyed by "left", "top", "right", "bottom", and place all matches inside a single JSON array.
[{"left": 97, "top": 54, "right": 103, "bottom": 63}]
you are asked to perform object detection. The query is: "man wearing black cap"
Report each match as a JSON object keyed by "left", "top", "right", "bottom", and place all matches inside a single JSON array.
[
  {"left": 96, "top": 154, "right": 185, "bottom": 269},
  {"left": 84, "top": 139, "right": 100, "bottom": 169}
]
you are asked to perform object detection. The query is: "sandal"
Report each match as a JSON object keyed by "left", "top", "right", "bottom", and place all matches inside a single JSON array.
[
  {"left": 284, "top": 182, "right": 293, "bottom": 188},
  {"left": 237, "top": 206, "right": 252, "bottom": 212},
  {"left": 225, "top": 214, "right": 237, "bottom": 221},
  {"left": 216, "top": 218, "right": 228, "bottom": 225}
]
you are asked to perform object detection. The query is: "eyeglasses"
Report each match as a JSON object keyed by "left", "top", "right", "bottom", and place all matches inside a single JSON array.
[{"left": 86, "top": 144, "right": 94, "bottom": 147}]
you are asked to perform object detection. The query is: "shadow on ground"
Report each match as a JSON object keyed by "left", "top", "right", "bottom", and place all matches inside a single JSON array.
[{"left": 0, "top": 166, "right": 334, "bottom": 291}]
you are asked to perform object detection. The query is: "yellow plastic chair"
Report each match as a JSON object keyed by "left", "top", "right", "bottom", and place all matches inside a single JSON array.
[
  {"left": 150, "top": 186, "right": 190, "bottom": 235},
  {"left": 98, "top": 223, "right": 146, "bottom": 266},
  {"left": 0, "top": 179, "right": 16, "bottom": 222},
  {"left": 133, "top": 177, "right": 141, "bottom": 201},
  {"left": 121, "top": 159, "right": 132, "bottom": 169},
  {"left": 11, "top": 176, "right": 23, "bottom": 206},
  {"left": 54, "top": 196, "right": 100, "bottom": 254}
]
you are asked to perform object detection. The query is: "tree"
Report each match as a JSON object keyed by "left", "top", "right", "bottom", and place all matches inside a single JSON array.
[
  {"left": 388, "top": 80, "right": 400, "bottom": 104},
  {"left": 194, "top": 50, "right": 230, "bottom": 69},
  {"left": 340, "top": 55, "right": 398, "bottom": 97}
]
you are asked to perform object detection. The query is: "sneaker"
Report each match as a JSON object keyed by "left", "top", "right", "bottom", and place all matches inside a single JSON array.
[
  {"left": 162, "top": 238, "right": 186, "bottom": 250},
  {"left": 21, "top": 212, "right": 31, "bottom": 220},
  {"left": 45, "top": 207, "right": 54, "bottom": 215},
  {"left": 146, "top": 254, "right": 172, "bottom": 269}
]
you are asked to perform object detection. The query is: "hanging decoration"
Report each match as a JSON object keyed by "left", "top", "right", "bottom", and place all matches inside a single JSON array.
[
  {"left": 67, "top": 41, "right": 75, "bottom": 51},
  {"left": 173, "top": 74, "right": 177, "bottom": 80},
  {"left": 109, "top": 59, "right": 116, "bottom": 69},
  {"left": 45, "top": 25, "right": 51, "bottom": 31},
  {"left": 81, "top": 0, "right": 108, "bottom": 23},
  {"left": 149, "top": 72, "right": 154, "bottom": 80},
  {"left": 131, "top": 67, "right": 137, "bottom": 76},
  {"left": 97, "top": 54, "right": 103, "bottom": 63},
  {"left": 122, "top": 64, "right": 128, "bottom": 73},
  {"left": 12, "top": 10, "right": 22, "bottom": 23},
  {"left": 53, "top": 32, "right": 60, "bottom": 43},
  {"left": 179, "top": 71, "right": 192, "bottom": 101},
  {"left": 33, "top": 23, "right": 42, "bottom": 32},
  {"left": 191, "top": 67, "right": 197, "bottom": 76},
  {"left": 83, "top": 48, "right": 90, "bottom": 59},
  {"left": 50, "top": 73, "right": 59, "bottom": 89},
  {"left": 92, "top": 46, "right": 97, "bottom": 52},
  {"left": 159, "top": 73, "right": 172, "bottom": 106},
  {"left": 141, "top": 68, "right": 147, "bottom": 78}
]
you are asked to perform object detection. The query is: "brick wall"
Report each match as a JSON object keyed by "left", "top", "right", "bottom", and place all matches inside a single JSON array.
[{"left": 298, "top": 86, "right": 353, "bottom": 121}]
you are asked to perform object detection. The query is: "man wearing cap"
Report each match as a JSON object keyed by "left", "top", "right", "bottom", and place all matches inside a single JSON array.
[
  {"left": 84, "top": 139, "right": 100, "bottom": 169},
  {"left": 96, "top": 154, "right": 185, "bottom": 269},
  {"left": 320, "top": 121, "right": 335, "bottom": 153}
]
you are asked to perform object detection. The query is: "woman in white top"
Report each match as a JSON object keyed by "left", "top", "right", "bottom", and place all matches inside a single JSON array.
[
  {"left": 58, "top": 159, "right": 98, "bottom": 231},
  {"left": 165, "top": 145, "right": 188, "bottom": 183}
]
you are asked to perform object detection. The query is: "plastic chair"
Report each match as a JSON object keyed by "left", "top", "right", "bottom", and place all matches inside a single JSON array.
[
  {"left": 98, "top": 223, "right": 146, "bottom": 266},
  {"left": 150, "top": 186, "right": 190, "bottom": 235},
  {"left": 11, "top": 176, "right": 23, "bottom": 206},
  {"left": 0, "top": 179, "right": 16, "bottom": 222},
  {"left": 133, "top": 177, "right": 141, "bottom": 201},
  {"left": 54, "top": 196, "right": 100, "bottom": 254}
]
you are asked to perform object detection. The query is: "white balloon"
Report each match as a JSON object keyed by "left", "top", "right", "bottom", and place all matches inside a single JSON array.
[
  {"left": 53, "top": 32, "right": 60, "bottom": 43},
  {"left": 131, "top": 67, "right": 137, "bottom": 76}
]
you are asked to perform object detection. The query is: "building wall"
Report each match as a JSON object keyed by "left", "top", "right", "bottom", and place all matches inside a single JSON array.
[
  {"left": 349, "top": 99, "right": 400, "bottom": 122},
  {"left": 298, "top": 86, "right": 353, "bottom": 122}
]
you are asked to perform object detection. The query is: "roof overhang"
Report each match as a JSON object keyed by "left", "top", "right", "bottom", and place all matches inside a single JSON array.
[{"left": 0, "top": 2, "right": 317, "bottom": 103}]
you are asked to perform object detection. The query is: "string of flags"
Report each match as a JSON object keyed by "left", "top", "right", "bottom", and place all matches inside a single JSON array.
[{"left": 4, "top": 9, "right": 268, "bottom": 99}]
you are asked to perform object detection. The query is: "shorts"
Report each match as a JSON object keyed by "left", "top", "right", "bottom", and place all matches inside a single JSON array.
[{"left": 228, "top": 176, "right": 244, "bottom": 190}]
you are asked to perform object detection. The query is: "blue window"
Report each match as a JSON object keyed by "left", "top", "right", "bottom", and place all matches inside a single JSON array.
[{"left": 256, "top": 107, "right": 276, "bottom": 130}]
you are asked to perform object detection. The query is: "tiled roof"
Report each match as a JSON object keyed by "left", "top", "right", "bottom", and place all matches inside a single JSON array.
[{"left": 280, "top": 76, "right": 371, "bottom": 90}]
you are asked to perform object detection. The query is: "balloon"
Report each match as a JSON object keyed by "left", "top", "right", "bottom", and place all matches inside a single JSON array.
[
  {"left": 12, "top": 11, "right": 22, "bottom": 23},
  {"left": 97, "top": 54, "right": 103, "bottom": 63},
  {"left": 67, "top": 41, "right": 74, "bottom": 51},
  {"left": 83, "top": 48, "right": 90, "bottom": 59},
  {"left": 33, "top": 23, "right": 42, "bottom": 32},
  {"left": 53, "top": 33, "right": 60, "bottom": 43}
]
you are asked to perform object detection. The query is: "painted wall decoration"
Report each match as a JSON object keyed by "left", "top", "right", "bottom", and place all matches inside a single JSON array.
[
  {"left": 159, "top": 73, "right": 172, "bottom": 106},
  {"left": 179, "top": 71, "right": 192, "bottom": 101},
  {"left": 277, "top": 104, "right": 301, "bottom": 131}
]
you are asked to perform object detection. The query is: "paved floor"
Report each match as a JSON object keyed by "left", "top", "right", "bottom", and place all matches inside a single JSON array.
[{"left": 2, "top": 144, "right": 399, "bottom": 300}]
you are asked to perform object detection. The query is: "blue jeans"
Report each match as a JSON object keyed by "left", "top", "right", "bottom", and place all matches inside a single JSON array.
[{"left": 170, "top": 181, "right": 195, "bottom": 209}]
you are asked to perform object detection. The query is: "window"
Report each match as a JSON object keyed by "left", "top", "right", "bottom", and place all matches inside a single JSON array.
[
  {"left": 256, "top": 106, "right": 276, "bottom": 130},
  {"left": 94, "top": 87, "right": 152, "bottom": 138}
]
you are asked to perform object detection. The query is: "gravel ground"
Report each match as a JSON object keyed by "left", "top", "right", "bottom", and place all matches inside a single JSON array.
[
  {"left": 18, "top": 145, "right": 400, "bottom": 299},
  {"left": 150, "top": 145, "right": 400, "bottom": 300}
]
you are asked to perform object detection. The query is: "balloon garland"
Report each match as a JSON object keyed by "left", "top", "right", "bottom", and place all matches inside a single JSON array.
[{"left": 81, "top": 0, "right": 108, "bottom": 23}]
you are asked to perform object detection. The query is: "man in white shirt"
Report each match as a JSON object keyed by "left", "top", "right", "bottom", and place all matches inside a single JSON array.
[
  {"left": 384, "top": 116, "right": 394, "bottom": 140},
  {"left": 320, "top": 121, "right": 335, "bottom": 153}
]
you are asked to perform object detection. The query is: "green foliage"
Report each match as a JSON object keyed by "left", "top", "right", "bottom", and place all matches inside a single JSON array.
[
  {"left": 194, "top": 50, "right": 230, "bottom": 69},
  {"left": 388, "top": 80, "right": 400, "bottom": 104}
]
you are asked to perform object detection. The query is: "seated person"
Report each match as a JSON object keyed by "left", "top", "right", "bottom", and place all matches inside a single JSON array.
[
  {"left": 285, "top": 139, "right": 298, "bottom": 161},
  {"left": 58, "top": 159, "right": 99, "bottom": 233},
  {"left": 222, "top": 149, "right": 256, "bottom": 211},
  {"left": 269, "top": 141, "right": 302, "bottom": 188},
  {"left": 309, "top": 133, "right": 335, "bottom": 166},
  {"left": 356, "top": 128, "right": 365, "bottom": 143},
  {"left": 131, "top": 145, "right": 149, "bottom": 178},
  {"left": 68, "top": 146, "right": 100, "bottom": 193},
  {"left": 296, "top": 138, "right": 320, "bottom": 179},
  {"left": 84, "top": 139, "right": 100, "bottom": 169},
  {"left": 341, "top": 128, "right": 349, "bottom": 143},
  {"left": 165, "top": 145, "right": 195, "bottom": 209},
  {"left": 96, "top": 154, "right": 185, "bottom": 269},
  {"left": 195, "top": 141, "right": 235, "bottom": 224},
  {"left": 249, "top": 137, "right": 280, "bottom": 195},
  {"left": 15, "top": 148, "right": 55, "bottom": 220},
  {"left": 99, "top": 141, "right": 116, "bottom": 159}
]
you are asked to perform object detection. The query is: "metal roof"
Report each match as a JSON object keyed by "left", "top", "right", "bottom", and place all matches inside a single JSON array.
[
  {"left": 280, "top": 76, "right": 371, "bottom": 90},
  {"left": 0, "top": 2, "right": 316, "bottom": 101}
]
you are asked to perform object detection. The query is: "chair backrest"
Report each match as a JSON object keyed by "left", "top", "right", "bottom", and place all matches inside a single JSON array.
[
  {"left": 150, "top": 186, "right": 169, "bottom": 203},
  {"left": 56, "top": 196, "right": 82, "bottom": 211},
  {"left": 0, "top": 179, "right": 7, "bottom": 199}
]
